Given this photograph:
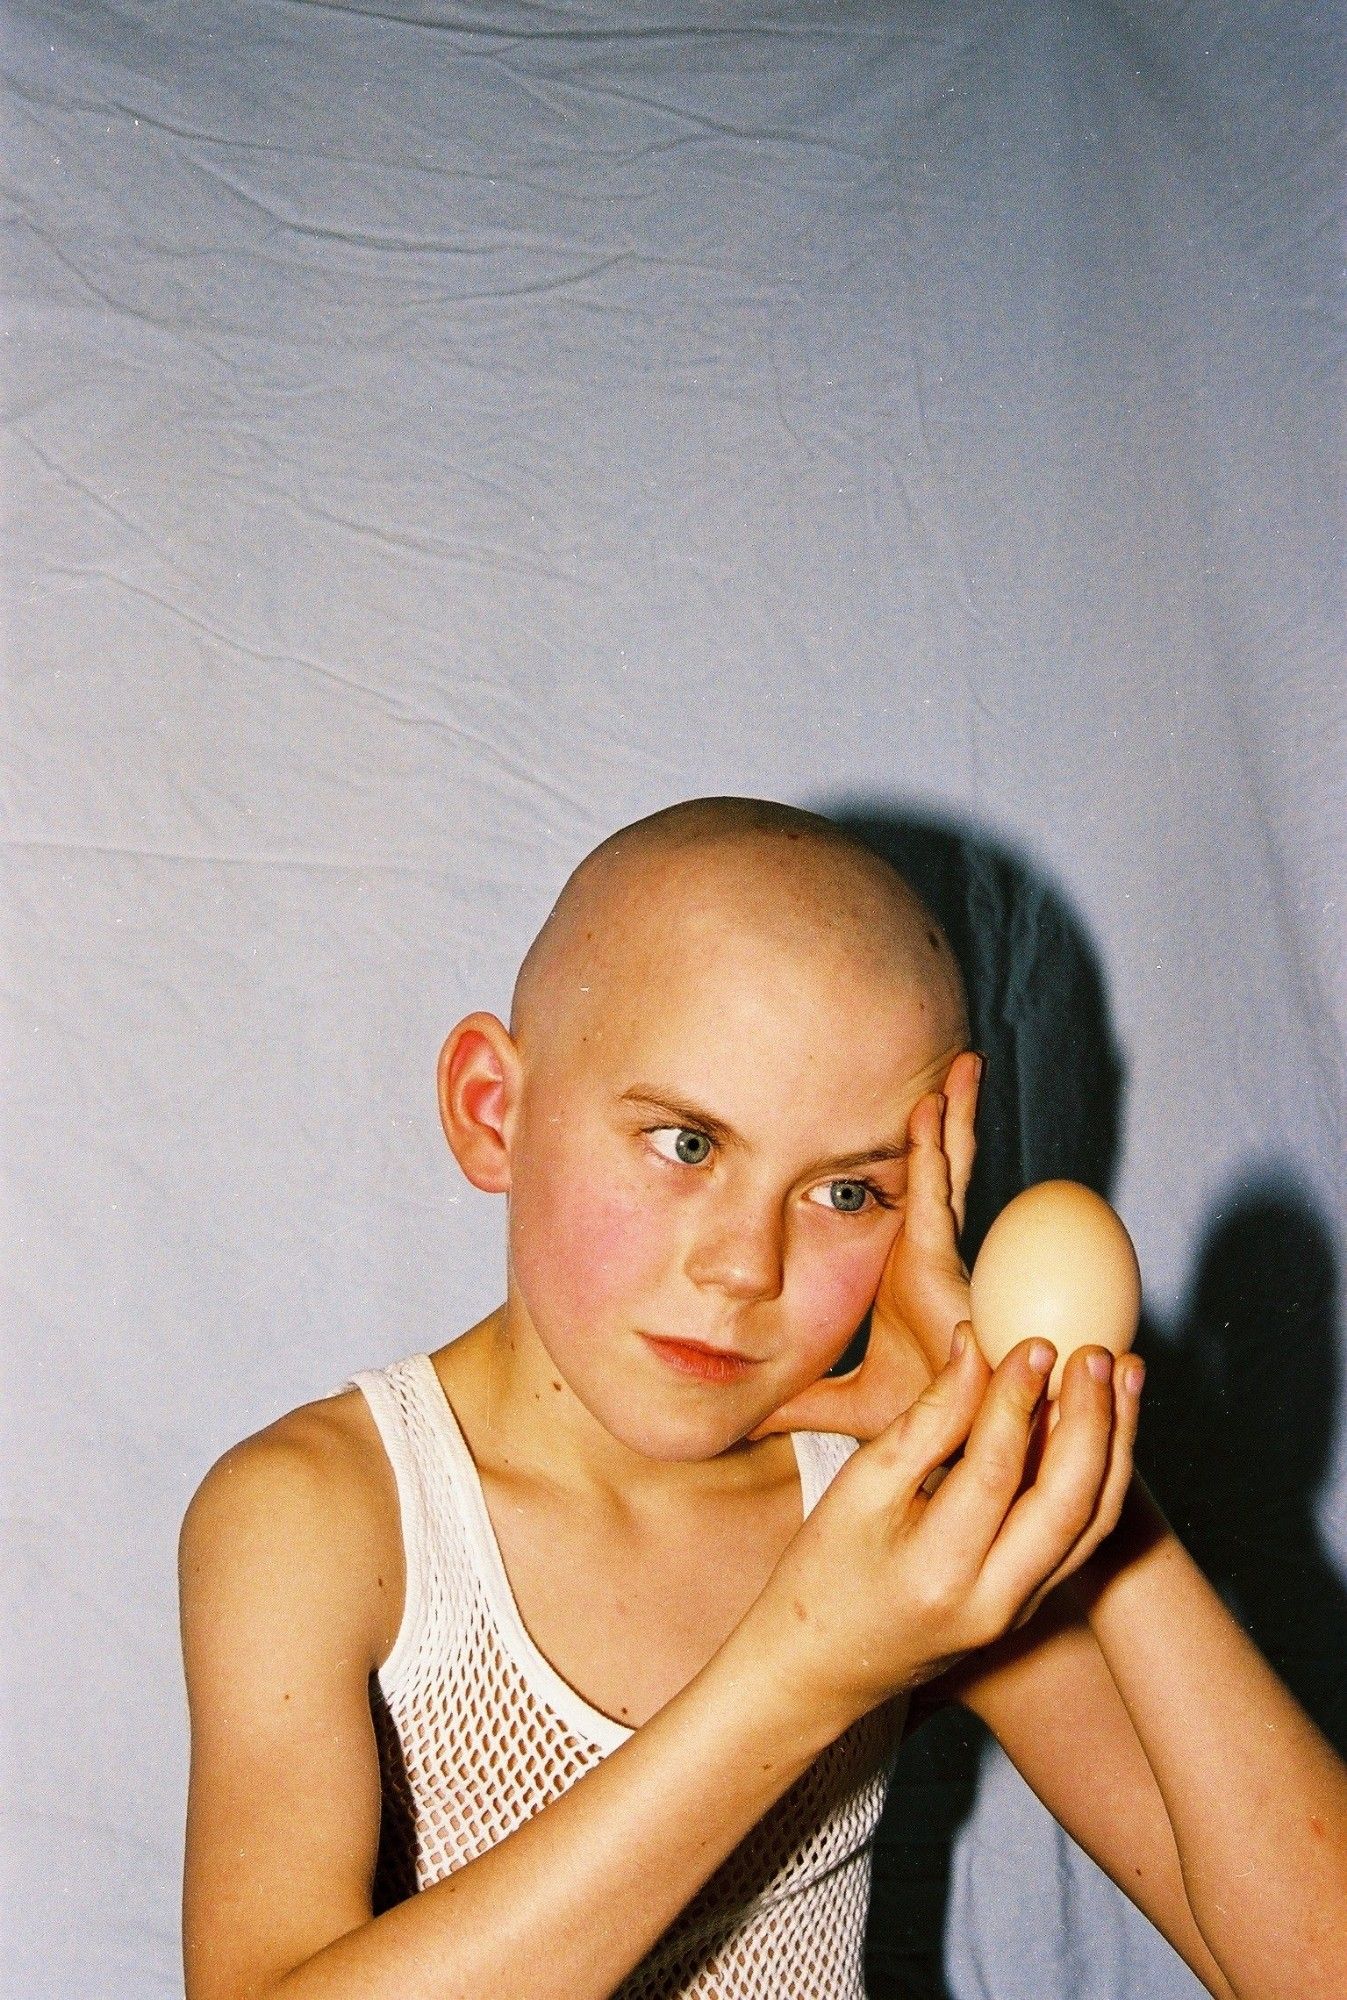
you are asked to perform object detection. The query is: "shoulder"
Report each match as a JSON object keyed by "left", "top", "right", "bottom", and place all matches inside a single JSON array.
[
  {"left": 179, "top": 1387, "right": 407, "bottom": 2000},
  {"left": 179, "top": 1382, "right": 404, "bottom": 1677}
]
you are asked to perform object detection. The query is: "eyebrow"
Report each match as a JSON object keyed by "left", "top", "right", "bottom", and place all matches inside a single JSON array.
[{"left": 618, "top": 1087, "right": 913, "bottom": 1174}]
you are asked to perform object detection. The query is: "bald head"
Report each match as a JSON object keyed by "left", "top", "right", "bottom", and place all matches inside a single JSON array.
[{"left": 510, "top": 798, "right": 968, "bottom": 1061}]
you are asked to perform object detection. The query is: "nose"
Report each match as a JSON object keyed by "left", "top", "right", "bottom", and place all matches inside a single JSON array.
[{"left": 683, "top": 1184, "right": 786, "bottom": 1304}]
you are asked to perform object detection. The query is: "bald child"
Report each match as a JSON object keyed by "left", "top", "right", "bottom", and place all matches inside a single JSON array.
[{"left": 179, "top": 799, "right": 1347, "bottom": 2000}]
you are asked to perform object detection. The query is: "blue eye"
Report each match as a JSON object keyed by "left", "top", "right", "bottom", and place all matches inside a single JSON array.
[
  {"left": 806, "top": 1178, "right": 892, "bottom": 1213},
  {"left": 649, "top": 1127, "right": 713, "bottom": 1166},
  {"left": 826, "top": 1180, "right": 870, "bottom": 1212}
]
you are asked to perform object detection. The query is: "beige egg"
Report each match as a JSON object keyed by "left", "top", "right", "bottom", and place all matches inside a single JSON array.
[{"left": 969, "top": 1180, "right": 1141, "bottom": 1398}]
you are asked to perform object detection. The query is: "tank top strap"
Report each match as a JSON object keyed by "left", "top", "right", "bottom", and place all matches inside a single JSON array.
[{"left": 342, "top": 1351, "right": 476, "bottom": 1695}]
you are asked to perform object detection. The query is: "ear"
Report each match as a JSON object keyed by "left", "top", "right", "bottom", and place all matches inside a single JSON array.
[{"left": 437, "top": 1012, "right": 521, "bottom": 1195}]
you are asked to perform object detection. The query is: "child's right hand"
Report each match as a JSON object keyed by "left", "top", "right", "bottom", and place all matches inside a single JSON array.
[{"left": 749, "top": 1321, "right": 1139, "bottom": 1734}]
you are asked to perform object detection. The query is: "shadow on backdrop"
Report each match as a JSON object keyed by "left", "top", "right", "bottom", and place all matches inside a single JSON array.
[{"left": 813, "top": 802, "right": 1346, "bottom": 2000}]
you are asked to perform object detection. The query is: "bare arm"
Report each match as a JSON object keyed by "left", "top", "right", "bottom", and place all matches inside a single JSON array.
[
  {"left": 942, "top": 1472, "right": 1347, "bottom": 2000},
  {"left": 1079, "top": 1477, "right": 1347, "bottom": 1996}
]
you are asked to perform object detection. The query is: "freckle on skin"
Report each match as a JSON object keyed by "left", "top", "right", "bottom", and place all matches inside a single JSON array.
[
  {"left": 1310, "top": 1815, "right": 1325, "bottom": 1838},
  {"left": 792, "top": 1599, "right": 807, "bottom": 1622},
  {"left": 551, "top": 1379, "right": 563, "bottom": 1391}
]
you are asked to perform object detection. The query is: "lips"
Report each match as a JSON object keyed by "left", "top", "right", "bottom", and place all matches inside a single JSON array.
[{"left": 640, "top": 1333, "right": 761, "bottom": 1384}]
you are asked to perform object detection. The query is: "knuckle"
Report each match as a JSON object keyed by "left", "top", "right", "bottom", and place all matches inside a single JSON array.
[
  {"left": 904, "top": 1384, "right": 960, "bottom": 1437},
  {"left": 848, "top": 1448, "right": 897, "bottom": 1501},
  {"left": 968, "top": 1451, "right": 1016, "bottom": 1505},
  {"left": 913, "top": 1568, "right": 962, "bottom": 1621}
]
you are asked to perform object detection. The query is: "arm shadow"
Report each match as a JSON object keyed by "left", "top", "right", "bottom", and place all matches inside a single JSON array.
[{"left": 813, "top": 799, "right": 1346, "bottom": 1999}]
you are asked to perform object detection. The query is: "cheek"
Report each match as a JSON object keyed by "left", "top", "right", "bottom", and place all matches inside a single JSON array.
[
  {"left": 509, "top": 1145, "right": 670, "bottom": 1330},
  {"left": 784, "top": 1226, "right": 896, "bottom": 1372}
]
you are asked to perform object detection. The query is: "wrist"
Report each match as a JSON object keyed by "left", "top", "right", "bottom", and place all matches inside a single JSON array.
[
  {"left": 718, "top": 1593, "right": 869, "bottom": 1761},
  {"left": 1071, "top": 1472, "right": 1174, "bottom": 1614}
]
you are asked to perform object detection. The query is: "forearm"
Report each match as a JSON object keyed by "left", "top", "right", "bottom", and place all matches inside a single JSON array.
[
  {"left": 268, "top": 1623, "right": 843, "bottom": 2000},
  {"left": 1076, "top": 1476, "right": 1347, "bottom": 1999}
]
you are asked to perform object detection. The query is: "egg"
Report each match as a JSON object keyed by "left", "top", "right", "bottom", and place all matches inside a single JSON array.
[{"left": 968, "top": 1180, "right": 1141, "bottom": 1398}]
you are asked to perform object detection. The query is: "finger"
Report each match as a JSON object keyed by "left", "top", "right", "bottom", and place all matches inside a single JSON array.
[
  {"left": 1010, "top": 1352, "right": 1143, "bottom": 1618},
  {"left": 921, "top": 1338, "right": 1056, "bottom": 1575},
  {"left": 973, "top": 1345, "right": 1118, "bottom": 1623},
  {"left": 941, "top": 1051, "right": 983, "bottom": 1239},
  {"left": 904, "top": 1090, "right": 961, "bottom": 1261},
  {"left": 1061, "top": 1352, "right": 1144, "bottom": 1557},
  {"left": 868, "top": 1324, "right": 988, "bottom": 1500},
  {"left": 1087, "top": 1351, "right": 1142, "bottom": 1541}
]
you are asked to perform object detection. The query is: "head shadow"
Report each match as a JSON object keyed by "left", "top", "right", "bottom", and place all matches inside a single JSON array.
[
  {"left": 1136, "top": 1172, "right": 1343, "bottom": 1745},
  {"left": 814, "top": 798, "right": 1346, "bottom": 1998}
]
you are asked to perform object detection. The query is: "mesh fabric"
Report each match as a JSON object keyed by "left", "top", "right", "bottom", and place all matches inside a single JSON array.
[{"left": 348, "top": 1353, "right": 898, "bottom": 1996}]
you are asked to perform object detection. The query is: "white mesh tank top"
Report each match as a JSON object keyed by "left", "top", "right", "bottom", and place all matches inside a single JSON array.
[{"left": 342, "top": 1351, "right": 900, "bottom": 1997}]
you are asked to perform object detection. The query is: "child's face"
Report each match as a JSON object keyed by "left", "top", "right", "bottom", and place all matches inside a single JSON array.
[{"left": 503, "top": 913, "right": 964, "bottom": 1462}]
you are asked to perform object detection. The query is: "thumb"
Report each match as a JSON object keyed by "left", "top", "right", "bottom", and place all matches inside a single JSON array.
[{"left": 748, "top": 1368, "right": 865, "bottom": 1439}]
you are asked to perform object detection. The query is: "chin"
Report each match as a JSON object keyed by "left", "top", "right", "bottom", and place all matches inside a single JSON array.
[{"left": 587, "top": 1388, "right": 761, "bottom": 1464}]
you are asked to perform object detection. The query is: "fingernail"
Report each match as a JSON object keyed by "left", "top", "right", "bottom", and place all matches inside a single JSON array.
[
  {"left": 950, "top": 1325, "right": 968, "bottom": 1359},
  {"left": 1124, "top": 1357, "right": 1146, "bottom": 1396},
  {"left": 1028, "top": 1340, "right": 1055, "bottom": 1376},
  {"left": 1086, "top": 1350, "right": 1113, "bottom": 1384}
]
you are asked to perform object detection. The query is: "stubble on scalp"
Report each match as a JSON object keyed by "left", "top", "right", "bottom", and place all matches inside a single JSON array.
[{"left": 509, "top": 798, "right": 969, "bottom": 1065}]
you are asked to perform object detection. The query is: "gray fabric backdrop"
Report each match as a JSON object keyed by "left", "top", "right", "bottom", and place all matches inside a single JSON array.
[{"left": 4, "top": 3, "right": 1343, "bottom": 1995}]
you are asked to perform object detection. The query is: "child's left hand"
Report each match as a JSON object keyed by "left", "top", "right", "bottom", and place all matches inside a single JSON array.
[{"left": 753, "top": 1051, "right": 983, "bottom": 1441}]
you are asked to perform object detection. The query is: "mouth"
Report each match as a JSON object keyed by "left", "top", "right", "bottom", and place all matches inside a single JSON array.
[{"left": 639, "top": 1333, "right": 761, "bottom": 1384}]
